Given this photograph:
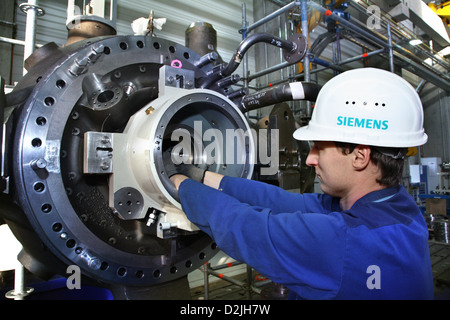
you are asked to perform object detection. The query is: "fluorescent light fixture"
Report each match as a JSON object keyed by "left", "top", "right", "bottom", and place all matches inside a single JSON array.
[{"left": 409, "top": 39, "right": 422, "bottom": 46}]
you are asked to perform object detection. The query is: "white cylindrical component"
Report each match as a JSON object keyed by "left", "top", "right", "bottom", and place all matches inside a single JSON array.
[
  {"left": 110, "top": 86, "right": 254, "bottom": 232},
  {"left": 23, "top": 0, "right": 38, "bottom": 75},
  {"left": 14, "top": 261, "right": 25, "bottom": 299},
  {"left": 289, "top": 82, "right": 306, "bottom": 100}
]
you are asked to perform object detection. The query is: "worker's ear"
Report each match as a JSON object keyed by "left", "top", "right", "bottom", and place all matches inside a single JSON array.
[{"left": 352, "top": 145, "right": 371, "bottom": 171}]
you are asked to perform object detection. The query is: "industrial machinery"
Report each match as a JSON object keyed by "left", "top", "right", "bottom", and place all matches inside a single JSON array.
[{"left": 0, "top": 15, "right": 318, "bottom": 298}]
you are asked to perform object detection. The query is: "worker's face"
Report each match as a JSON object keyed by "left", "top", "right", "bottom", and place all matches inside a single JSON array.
[{"left": 305, "top": 141, "right": 353, "bottom": 197}]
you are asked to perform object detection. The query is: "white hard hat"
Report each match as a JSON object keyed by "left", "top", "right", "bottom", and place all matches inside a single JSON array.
[{"left": 293, "top": 68, "right": 428, "bottom": 148}]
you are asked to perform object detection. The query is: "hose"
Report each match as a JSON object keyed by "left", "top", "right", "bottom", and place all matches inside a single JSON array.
[
  {"left": 199, "top": 33, "right": 298, "bottom": 89},
  {"left": 240, "top": 82, "right": 321, "bottom": 113},
  {"left": 221, "top": 33, "right": 297, "bottom": 78}
]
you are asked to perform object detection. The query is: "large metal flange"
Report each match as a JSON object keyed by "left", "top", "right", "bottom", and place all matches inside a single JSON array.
[
  {"left": 11, "top": 35, "right": 223, "bottom": 287},
  {"left": 283, "top": 33, "right": 308, "bottom": 64}
]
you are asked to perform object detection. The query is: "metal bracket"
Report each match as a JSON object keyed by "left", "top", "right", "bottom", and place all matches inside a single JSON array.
[
  {"left": 283, "top": 33, "right": 307, "bottom": 64},
  {"left": 83, "top": 132, "right": 113, "bottom": 174},
  {"left": 157, "top": 221, "right": 178, "bottom": 239},
  {"left": 113, "top": 187, "right": 144, "bottom": 219},
  {"left": 159, "top": 65, "right": 195, "bottom": 90}
]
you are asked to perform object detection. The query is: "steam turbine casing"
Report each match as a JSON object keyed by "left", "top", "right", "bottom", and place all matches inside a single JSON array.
[{"left": 2, "top": 35, "right": 254, "bottom": 292}]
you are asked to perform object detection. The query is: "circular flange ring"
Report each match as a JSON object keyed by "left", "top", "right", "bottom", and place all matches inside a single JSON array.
[
  {"left": 19, "top": 3, "right": 46, "bottom": 16},
  {"left": 283, "top": 33, "right": 307, "bottom": 64}
]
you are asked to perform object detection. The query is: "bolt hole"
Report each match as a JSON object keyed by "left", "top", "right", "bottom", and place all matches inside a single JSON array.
[
  {"left": 119, "top": 42, "right": 128, "bottom": 50},
  {"left": 44, "top": 97, "right": 55, "bottom": 106},
  {"left": 169, "top": 46, "right": 175, "bottom": 53},
  {"left": 117, "top": 267, "right": 127, "bottom": 277},
  {"left": 34, "top": 182, "right": 45, "bottom": 193},
  {"left": 71, "top": 112, "right": 79, "bottom": 120},
  {"left": 41, "top": 203, "right": 52, "bottom": 213},
  {"left": 32, "top": 138, "right": 42, "bottom": 148},
  {"left": 100, "top": 262, "right": 109, "bottom": 271},
  {"left": 136, "top": 270, "right": 144, "bottom": 278},
  {"left": 137, "top": 40, "right": 144, "bottom": 48},
  {"left": 66, "top": 239, "right": 76, "bottom": 248},
  {"left": 153, "top": 42, "right": 160, "bottom": 49},
  {"left": 72, "top": 128, "right": 80, "bottom": 136},
  {"left": 36, "top": 117, "right": 47, "bottom": 126},
  {"left": 104, "top": 47, "right": 111, "bottom": 55},
  {"left": 185, "top": 260, "right": 192, "bottom": 268},
  {"left": 52, "top": 222, "right": 62, "bottom": 232},
  {"left": 97, "top": 90, "right": 115, "bottom": 103},
  {"left": 56, "top": 80, "right": 66, "bottom": 89},
  {"left": 153, "top": 269, "right": 161, "bottom": 278}
]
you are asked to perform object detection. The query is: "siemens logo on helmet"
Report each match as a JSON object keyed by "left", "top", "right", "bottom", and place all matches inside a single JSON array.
[{"left": 337, "top": 116, "right": 389, "bottom": 130}]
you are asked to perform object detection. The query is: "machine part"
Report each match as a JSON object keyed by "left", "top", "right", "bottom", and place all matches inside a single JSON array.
[
  {"left": 240, "top": 81, "right": 321, "bottom": 113},
  {"left": 1, "top": 34, "right": 255, "bottom": 294},
  {"left": 283, "top": 33, "right": 308, "bottom": 64},
  {"left": 185, "top": 22, "right": 220, "bottom": 58},
  {"left": 83, "top": 132, "right": 114, "bottom": 174},
  {"left": 293, "top": 68, "right": 428, "bottom": 148},
  {"left": 66, "top": 0, "right": 117, "bottom": 46},
  {"left": 105, "top": 66, "right": 253, "bottom": 223},
  {"left": 66, "top": 20, "right": 117, "bottom": 46},
  {"left": 199, "top": 33, "right": 307, "bottom": 89},
  {"left": 256, "top": 103, "right": 314, "bottom": 192},
  {"left": 24, "top": 42, "right": 60, "bottom": 72},
  {"left": 434, "top": 219, "right": 450, "bottom": 243}
]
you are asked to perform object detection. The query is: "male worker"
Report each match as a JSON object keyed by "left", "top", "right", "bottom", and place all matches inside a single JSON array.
[{"left": 167, "top": 68, "right": 434, "bottom": 299}]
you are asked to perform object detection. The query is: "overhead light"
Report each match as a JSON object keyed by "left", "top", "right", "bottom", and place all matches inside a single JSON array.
[{"left": 409, "top": 39, "right": 422, "bottom": 46}]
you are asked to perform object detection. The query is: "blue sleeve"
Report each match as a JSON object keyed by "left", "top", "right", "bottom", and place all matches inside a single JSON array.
[
  {"left": 178, "top": 178, "right": 346, "bottom": 298},
  {"left": 218, "top": 176, "right": 340, "bottom": 214}
]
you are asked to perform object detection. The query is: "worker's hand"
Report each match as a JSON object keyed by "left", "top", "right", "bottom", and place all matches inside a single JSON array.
[
  {"left": 176, "top": 163, "right": 206, "bottom": 183},
  {"left": 163, "top": 149, "right": 206, "bottom": 183},
  {"left": 170, "top": 174, "right": 189, "bottom": 190},
  {"left": 163, "top": 149, "right": 180, "bottom": 178}
]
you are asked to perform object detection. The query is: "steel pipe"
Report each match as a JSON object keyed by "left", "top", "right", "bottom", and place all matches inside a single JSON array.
[{"left": 240, "top": 0, "right": 300, "bottom": 35}]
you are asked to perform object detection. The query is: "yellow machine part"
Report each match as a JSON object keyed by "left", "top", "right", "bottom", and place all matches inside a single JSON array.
[
  {"left": 297, "top": 0, "right": 347, "bottom": 73},
  {"left": 428, "top": 2, "right": 450, "bottom": 26},
  {"left": 407, "top": 147, "right": 419, "bottom": 157}
]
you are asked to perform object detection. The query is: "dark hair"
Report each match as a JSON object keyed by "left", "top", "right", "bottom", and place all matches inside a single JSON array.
[{"left": 334, "top": 142, "right": 404, "bottom": 188}]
